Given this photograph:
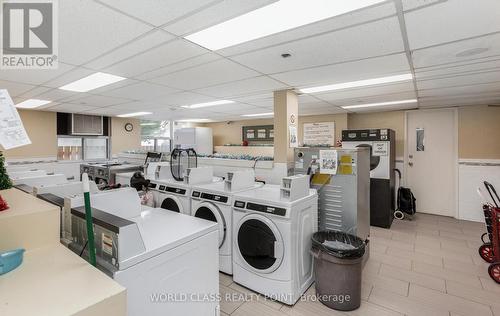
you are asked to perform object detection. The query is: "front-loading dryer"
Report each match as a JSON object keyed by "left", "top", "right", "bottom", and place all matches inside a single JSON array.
[
  {"left": 232, "top": 184, "right": 318, "bottom": 305},
  {"left": 191, "top": 178, "right": 263, "bottom": 275}
]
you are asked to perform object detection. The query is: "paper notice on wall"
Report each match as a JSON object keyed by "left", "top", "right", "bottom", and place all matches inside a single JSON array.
[
  {"left": 0, "top": 89, "right": 31, "bottom": 150},
  {"left": 373, "top": 142, "right": 388, "bottom": 156},
  {"left": 319, "top": 150, "right": 338, "bottom": 174},
  {"left": 289, "top": 125, "right": 298, "bottom": 148},
  {"left": 303, "top": 122, "right": 335, "bottom": 146}
]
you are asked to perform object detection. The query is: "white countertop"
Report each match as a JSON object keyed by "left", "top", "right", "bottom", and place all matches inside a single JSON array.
[{"left": 0, "top": 244, "right": 126, "bottom": 316}]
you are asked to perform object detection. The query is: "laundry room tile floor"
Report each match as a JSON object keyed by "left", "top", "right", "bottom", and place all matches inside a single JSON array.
[{"left": 219, "top": 213, "right": 500, "bottom": 316}]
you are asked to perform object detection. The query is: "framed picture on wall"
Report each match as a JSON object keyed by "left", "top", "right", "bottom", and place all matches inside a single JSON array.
[{"left": 242, "top": 125, "right": 273, "bottom": 142}]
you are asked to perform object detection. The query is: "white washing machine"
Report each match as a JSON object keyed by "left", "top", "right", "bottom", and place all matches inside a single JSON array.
[
  {"left": 232, "top": 184, "right": 318, "bottom": 305},
  {"left": 150, "top": 167, "right": 221, "bottom": 215},
  {"left": 190, "top": 172, "right": 263, "bottom": 275}
]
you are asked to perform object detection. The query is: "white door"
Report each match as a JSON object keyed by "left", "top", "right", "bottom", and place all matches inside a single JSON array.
[{"left": 406, "top": 109, "right": 457, "bottom": 217}]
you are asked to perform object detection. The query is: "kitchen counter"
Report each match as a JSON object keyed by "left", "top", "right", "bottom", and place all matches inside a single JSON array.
[
  {"left": 0, "top": 245, "right": 126, "bottom": 316},
  {"left": 0, "top": 188, "right": 127, "bottom": 316}
]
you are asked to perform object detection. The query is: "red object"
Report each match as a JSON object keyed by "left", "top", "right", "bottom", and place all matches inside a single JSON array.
[
  {"left": 242, "top": 140, "right": 249, "bottom": 146},
  {"left": 479, "top": 182, "right": 500, "bottom": 283},
  {"left": 0, "top": 194, "right": 8, "bottom": 212}
]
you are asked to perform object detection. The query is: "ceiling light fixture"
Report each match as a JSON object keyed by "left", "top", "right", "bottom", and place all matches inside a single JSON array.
[
  {"left": 117, "top": 112, "right": 152, "bottom": 118},
  {"left": 181, "top": 100, "right": 234, "bottom": 109},
  {"left": 341, "top": 99, "right": 418, "bottom": 109},
  {"left": 300, "top": 73, "right": 413, "bottom": 94},
  {"left": 241, "top": 112, "right": 274, "bottom": 117},
  {"left": 59, "top": 72, "right": 127, "bottom": 92},
  {"left": 185, "top": 0, "right": 386, "bottom": 50},
  {"left": 15, "top": 99, "right": 51, "bottom": 109}
]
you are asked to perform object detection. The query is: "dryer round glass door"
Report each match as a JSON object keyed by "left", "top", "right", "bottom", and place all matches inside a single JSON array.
[
  {"left": 236, "top": 214, "right": 284, "bottom": 274},
  {"left": 356, "top": 143, "right": 380, "bottom": 171},
  {"left": 194, "top": 202, "right": 226, "bottom": 248},
  {"left": 159, "top": 195, "right": 182, "bottom": 213}
]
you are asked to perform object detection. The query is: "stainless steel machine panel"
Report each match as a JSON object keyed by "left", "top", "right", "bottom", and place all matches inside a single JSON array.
[{"left": 294, "top": 147, "right": 370, "bottom": 241}]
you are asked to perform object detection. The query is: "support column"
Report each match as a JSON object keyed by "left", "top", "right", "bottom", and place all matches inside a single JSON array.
[{"left": 273, "top": 89, "right": 298, "bottom": 176}]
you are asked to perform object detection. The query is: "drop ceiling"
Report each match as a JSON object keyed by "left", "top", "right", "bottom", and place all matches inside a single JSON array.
[{"left": 7, "top": 0, "right": 500, "bottom": 121}]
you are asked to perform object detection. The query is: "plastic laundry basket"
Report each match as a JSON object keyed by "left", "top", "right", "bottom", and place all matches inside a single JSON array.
[{"left": 311, "top": 231, "right": 366, "bottom": 311}]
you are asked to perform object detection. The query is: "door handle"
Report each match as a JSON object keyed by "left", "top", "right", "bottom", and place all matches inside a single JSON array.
[{"left": 408, "top": 162, "right": 414, "bottom": 167}]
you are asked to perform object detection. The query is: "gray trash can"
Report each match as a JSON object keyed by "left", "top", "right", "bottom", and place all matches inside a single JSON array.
[{"left": 311, "top": 231, "right": 366, "bottom": 311}]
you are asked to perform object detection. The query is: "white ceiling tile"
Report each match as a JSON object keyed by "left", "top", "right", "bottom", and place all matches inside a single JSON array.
[
  {"left": 85, "top": 30, "right": 175, "bottom": 69},
  {"left": 419, "top": 82, "right": 500, "bottom": 97},
  {"left": 402, "top": 0, "right": 446, "bottom": 11},
  {"left": 27, "top": 88, "right": 81, "bottom": 103},
  {"left": 272, "top": 53, "right": 410, "bottom": 87},
  {"left": 412, "top": 33, "right": 500, "bottom": 69},
  {"left": 59, "top": 0, "right": 152, "bottom": 65},
  {"left": 415, "top": 58, "right": 500, "bottom": 79},
  {"left": 137, "top": 53, "right": 222, "bottom": 80},
  {"left": 67, "top": 94, "right": 132, "bottom": 107},
  {"left": 299, "top": 105, "right": 347, "bottom": 116},
  {"left": 312, "top": 81, "right": 416, "bottom": 101},
  {"left": 419, "top": 95, "right": 500, "bottom": 107},
  {"left": 405, "top": 0, "right": 500, "bottom": 50},
  {"left": 0, "top": 81, "right": 37, "bottom": 98},
  {"left": 417, "top": 70, "right": 500, "bottom": 90},
  {"left": 104, "top": 39, "right": 209, "bottom": 78},
  {"left": 195, "top": 76, "right": 289, "bottom": 98},
  {"left": 107, "top": 101, "right": 171, "bottom": 112},
  {"left": 0, "top": 63, "right": 74, "bottom": 85},
  {"left": 229, "top": 17, "right": 405, "bottom": 74},
  {"left": 210, "top": 103, "right": 257, "bottom": 114},
  {"left": 42, "top": 67, "right": 96, "bottom": 88},
  {"left": 44, "top": 103, "right": 100, "bottom": 113},
  {"left": 218, "top": 2, "right": 396, "bottom": 56},
  {"left": 149, "top": 91, "right": 218, "bottom": 107},
  {"left": 97, "top": 82, "right": 179, "bottom": 100},
  {"left": 99, "top": 0, "right": 222, "bottom": 27},
  {"left": 150, "top": 59, "right": 260, "bottom": 90},
  {"left": 82, "top": 107, "right": 141, "bottom": 116}
]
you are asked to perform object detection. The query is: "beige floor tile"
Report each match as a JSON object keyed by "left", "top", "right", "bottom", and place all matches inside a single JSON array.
[
  {"left": 371, "top": 236, "right": 415, "bottom": 252},
  {"left": 386, "top": 247, "right": 443, "bottom": 267},
  {"left": 220, "top": 272, "right": 233, "bottom": 287},
  {"left": 371, "top": 252, "right": 412, "bottom": 270},
  {"left": 219, "top": 284, "right": 246, "bottom": 315},
  {"left": 221, "top": 312, "right": 230, "bottom": 316},
  {"left": 413, "top": 261, "right": 483, "bottom": 288},
  {"left": 391, "top": 231, "right": 417, "bottom": 243},
  {"left": 415, "top": 244, "right": 475, "bottom": 264},
  {"left": 371, "top": 227, "right": 393, "bottom": 239},
  {"left": 442, "top": 258, "right": 490, "bottom": 278},
  {"left": 363, "top": 259, "right": 381, "bottom": 275},
  {"left": 379, "top": 264, "right": 446, "bottom": 292},
  {"left": 479, "top": 276, "right": 500, "bottom": 293},
  {"left": 440, "top": 238, "right": 470, "bottom": 251},
  {"left": 446, "top": 280, "right": 500, "bottom": 311},
  {"left": 228, "top": 282, "right": 284, "bottom": 311},
  {"left": 439, "top": 230, "right": 479, "bottom": 242},
  {"left": 408, "top": 284, "right": 493, "bottom": 316},
  {"left": 492, "top": 305, "right": 500, "bottom": 316},
  {"left": 368, "top": 287, "right": 449, "bottom": 316},
  {"left": 232, "top": 301, "right": 289, "bottom": 316},
  {"left": 370, "top": 242, "right": 389, "bottom": 254},
  {"left": 362, "top": 272, "right": 409, "bottom": 296}
]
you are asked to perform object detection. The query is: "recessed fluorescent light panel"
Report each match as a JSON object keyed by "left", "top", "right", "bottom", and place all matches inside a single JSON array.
[
  {"left": 241, "top": 112, "right": 274, "bottom": 117},
  {"left": 59, "top": 72, "right": 127, "bottom": 92},
  {"left": 15, "top": 99, "right": 51, "bottom": 109},
  {"left": 186, "top": 0, "right": 386, "bottom": 50},
  {"left": 342, "top": 99, "right": 418, "bottom": 109},
  {"left": 181, "top": 100, "right": 234, "bottom": 109},
  {"left": 117, "top": 112, "right": 152, "bottom": 118},
  {"left": 300, "top": 74, "right": 414, "bottom": 94}
]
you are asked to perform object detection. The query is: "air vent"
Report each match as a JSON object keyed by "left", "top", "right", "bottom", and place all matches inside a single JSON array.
[{"left": 72, "top": 114, "right": 103, "bottom": 135}]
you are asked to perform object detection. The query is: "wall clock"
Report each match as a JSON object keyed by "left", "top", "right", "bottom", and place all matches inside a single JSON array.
[{"left": 124, "top": 123, "right": 134, "bottom": 132}]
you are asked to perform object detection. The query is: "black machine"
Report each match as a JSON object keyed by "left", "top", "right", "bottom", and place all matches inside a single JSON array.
[{"left": 342, "top": 129, "right": 396, "bottom": 228}]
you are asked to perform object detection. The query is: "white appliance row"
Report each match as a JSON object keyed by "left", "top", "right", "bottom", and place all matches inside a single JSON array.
[{"left": 148, "top": 167, "right": 318, "bottom": 305}]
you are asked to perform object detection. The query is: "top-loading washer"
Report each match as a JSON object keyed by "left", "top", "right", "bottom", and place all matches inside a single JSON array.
[
  {"left": 342, "top": 129, "right": 396, "bottom": 228},
  {"left": 232, "top": 184, "right": 318, "bottom": 305},
  {"left": 190, "top": 170, "right": 262, "bottom": 275},
  {"left": 149, "top": 167, "right": 219, "bottom": 215}
]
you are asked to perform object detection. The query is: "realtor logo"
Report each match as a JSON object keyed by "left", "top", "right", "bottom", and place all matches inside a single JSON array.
[{"left": 1, "top": 0, "right": 58, "bottom": 69}]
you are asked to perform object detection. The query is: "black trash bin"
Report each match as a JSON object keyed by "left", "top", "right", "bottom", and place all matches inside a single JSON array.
[{"left": 311, "top": 231, "right": 366, "bottom": 311}]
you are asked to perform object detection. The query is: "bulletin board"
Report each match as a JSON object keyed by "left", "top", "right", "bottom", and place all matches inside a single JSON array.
[{"left": 242, "top": 125, "right": 274, "bottom": 142}]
